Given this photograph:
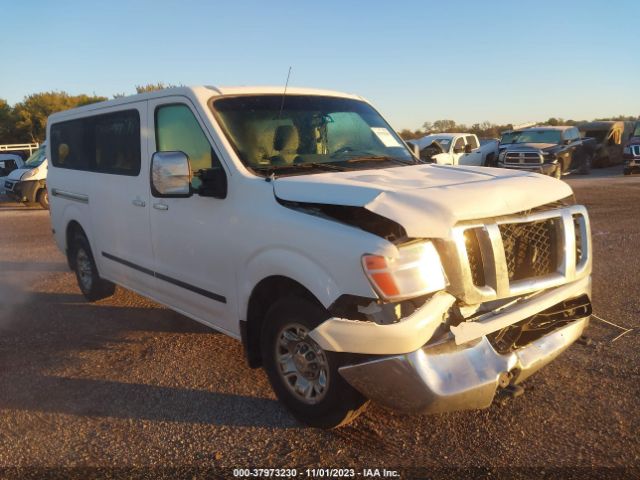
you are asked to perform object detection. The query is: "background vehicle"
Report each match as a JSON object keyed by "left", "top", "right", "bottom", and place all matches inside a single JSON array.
[
  {"left": 411, "top": 133, "right": 498, "bottom": 166},
  {"left": 47, "top": 86, "right": 592, "bottom": 429},
  {"left": 4, "top": 143, "right": 49, "bottom": 208},
  {"left": 0, "top": 154, "right": 25, "bottom": 194},
  {"left": 577, "top": 121, "right": 632, "bottom": 167},
  {"left": 623, "top": 121, "right": 640, "bottom": 175},
  {"left": 497, "top": 126, "right": 596, "bottom": 178}
]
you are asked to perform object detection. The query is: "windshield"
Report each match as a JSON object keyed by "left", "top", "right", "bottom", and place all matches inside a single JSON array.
[
  {"left": 430, "top": 138, "right": 452, "bottom": 152},
  {"left": 511, "top": 130, "right": 562, "bottom": 145},
  {"left": 500, "top": 132, "right": 520, "bottom": 144},
  {"left": 211, "top": 95, "right": 415, "bottom": 176},
  {"left": 23, "top": 146, "right": 46, "bottom": 168}
]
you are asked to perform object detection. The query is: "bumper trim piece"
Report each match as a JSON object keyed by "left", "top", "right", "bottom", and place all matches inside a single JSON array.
[
  {"left": 308, "top": 291, "right": 456, "bottom": 355},
  {"left": 339, "top": 315, "right": 589, "bottom": 414}
]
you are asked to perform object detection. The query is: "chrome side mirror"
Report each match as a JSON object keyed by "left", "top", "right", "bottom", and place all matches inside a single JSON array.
[{"left": 151, "top": 151, "right": 192, "bottom": 197}]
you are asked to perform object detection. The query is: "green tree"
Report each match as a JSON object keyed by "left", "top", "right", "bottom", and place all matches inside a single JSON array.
[
  {"left": 0, "top": 99, "right": 17, "bottom": 143},
  {"left": 135, "top": 82, "right": 179, "bottom": 94},
  {"left": 12, "top": 92, "right": 106, "bottom": 143}
]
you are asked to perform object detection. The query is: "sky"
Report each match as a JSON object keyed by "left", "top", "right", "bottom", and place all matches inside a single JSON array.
[{"left": 1, "top": 0, "right": 639, "bottom": 130}]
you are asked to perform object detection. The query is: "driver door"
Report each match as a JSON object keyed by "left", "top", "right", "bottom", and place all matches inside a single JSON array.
[{"left": 147, "top": 97, "right": 236, "bottom": 334}]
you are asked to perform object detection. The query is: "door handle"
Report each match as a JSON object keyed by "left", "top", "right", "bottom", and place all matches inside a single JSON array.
[
  {"left": 132, "top": 199, "right": 146, "bottom": 207},
  {"left": 153, "top": 203, "right": 169, "bottom": 211}
]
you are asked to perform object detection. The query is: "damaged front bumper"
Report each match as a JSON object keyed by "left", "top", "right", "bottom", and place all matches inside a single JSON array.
[
  {"left": 339, "top": 313, "right": 589, "bottom": 414},
  {"left": 333, "top": 275, "right": 591, "bottom": 414}
]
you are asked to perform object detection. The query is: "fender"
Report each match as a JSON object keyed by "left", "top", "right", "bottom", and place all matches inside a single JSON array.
[{"left": 239, "top": 246, "right": 375, "bottom": 320}]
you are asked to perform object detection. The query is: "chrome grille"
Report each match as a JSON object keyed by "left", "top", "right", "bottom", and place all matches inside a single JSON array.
[
  {"left": 504, "top": 151, "right": 542, "bottom": 165},
  {"left": 440, "top": 205, "right": 591, "bottom": 304},
  {"left": 499, "top": 220, "right": 558, "bottom": 280}
]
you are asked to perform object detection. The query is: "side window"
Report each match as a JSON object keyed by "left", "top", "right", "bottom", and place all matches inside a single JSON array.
[
  {"left": 465, "top": 135, "right": 479, "bottom": 150},
  {"left": 50, "top": 109, "right": 141, "bottom": 175},
  {"left": 453, "top": 137, "right": 465, "bottom": 152},
  {"left": 51, "top": 118, "right": 92, "bottom": 170},
  {"left": 155, "top": 104, "right": 221, "bottom": 175},
  {"left": 94, "top": 111, "right": 141, "bottom": 175}
]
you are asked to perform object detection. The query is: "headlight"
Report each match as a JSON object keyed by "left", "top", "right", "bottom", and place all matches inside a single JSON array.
[
  {"left": 362, "top": 241, "right": 448, "bottom": 301},
  {"left": 21, "top": 168, "right": 38, "bottom": 180}
]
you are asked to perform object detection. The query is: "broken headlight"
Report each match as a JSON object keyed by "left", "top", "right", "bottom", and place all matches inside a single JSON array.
[{"left": 362, "top": 241, "right": 448, "bottom": 301}]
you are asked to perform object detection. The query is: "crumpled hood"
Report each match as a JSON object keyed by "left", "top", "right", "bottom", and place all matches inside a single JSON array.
[{"left": 273, "top": 164, "right": 573, "bottom": 238}]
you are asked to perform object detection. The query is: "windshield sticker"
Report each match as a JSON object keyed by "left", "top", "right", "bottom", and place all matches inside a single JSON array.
[{"left": 371, "top": 127, "right": 402, "bottom": 148}]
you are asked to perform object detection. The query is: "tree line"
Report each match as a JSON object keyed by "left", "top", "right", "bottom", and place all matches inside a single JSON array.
[
  {"left": 0, "top": 83, "right": 173, "bottom": 145},
  {"left": 1, "top": 84, "right": 637, "bottom": 145},
  {"left": 398, "top": 115, "right": 639, "bottom": 141}
]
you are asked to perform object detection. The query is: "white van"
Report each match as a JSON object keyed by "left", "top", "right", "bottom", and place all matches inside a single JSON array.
[
  {"left": 4, "top": 143, "right": 49, "bottom": 208},
  {"left": 47, "top": 86, "right": 592, "bottom": 428},
  {"left": 0, "top": 154, "right": 25, "bottom": 194}
]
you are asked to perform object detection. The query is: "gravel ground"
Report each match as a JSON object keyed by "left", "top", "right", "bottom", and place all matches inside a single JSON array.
[{"left": 0, "top": 167, "right": 638, "bottom": 479}]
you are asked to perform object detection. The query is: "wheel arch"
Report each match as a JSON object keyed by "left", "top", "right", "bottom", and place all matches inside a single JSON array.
[{"left": 242, "top": 275, "right": 322, "bottom": 368}]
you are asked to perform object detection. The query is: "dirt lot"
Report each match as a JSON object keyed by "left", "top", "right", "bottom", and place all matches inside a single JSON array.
[{"left": 0, "top": 167, "right": 638, "bottom": 479}]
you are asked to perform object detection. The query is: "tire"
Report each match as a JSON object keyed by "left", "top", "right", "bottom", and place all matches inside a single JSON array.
[
  {"left": 624, "top": 168, "right": 631, "bottom": 176},
  {"left": 579, "top": 155, "right": 592, "bottom": 175},
  {"left": 37, "top": 188, "right": 49, "bottom": 210},
  {"left": 553, "top": 164, "right": 562, "bottom": 179},
  {"left": 261, "top": 296, "right": 369, "bottom": 429},
  {"left": 70, "top": 233, "right": 116, "bottom": 301}
]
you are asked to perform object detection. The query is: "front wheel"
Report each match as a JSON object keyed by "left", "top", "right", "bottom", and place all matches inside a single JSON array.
[
  {"left": 553, "top": 164, "right": 562, "bottom": 179},
  {"left": 37, "top": 188, "right": 49, "bottom": 209},
  {"left": 261, "top": 297, "right": 369, "bottom": 428}
]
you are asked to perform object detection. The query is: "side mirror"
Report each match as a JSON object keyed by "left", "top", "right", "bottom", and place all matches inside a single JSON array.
[
  {"left": 151, "top": 151, "right": 192, "bottom": 197},
  {"left": 564, "top": 139, "right": 572, "bottom": 145},
  {"left": 464, "top": 144, "right": 473, "bottom": 154},
  {"left": 196, "top": 167, "right": 227, "bottom": 199}
]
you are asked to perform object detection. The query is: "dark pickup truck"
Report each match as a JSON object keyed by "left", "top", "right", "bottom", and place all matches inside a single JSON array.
[
  {"left": 497, "top": 126, "right": 596, "bottom": 179},
  {"left": 623, "top": 121, "right": 640, "bottom": 175}
]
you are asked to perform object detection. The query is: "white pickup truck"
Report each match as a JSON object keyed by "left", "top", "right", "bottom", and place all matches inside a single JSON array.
[{"left": 410, "top": 133, "right": 499, "bottom": 166}]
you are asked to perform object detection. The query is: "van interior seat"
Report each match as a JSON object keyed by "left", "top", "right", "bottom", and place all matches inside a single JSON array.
[{"left": 271, "top": 125, "right": 300, "bottom": 165}]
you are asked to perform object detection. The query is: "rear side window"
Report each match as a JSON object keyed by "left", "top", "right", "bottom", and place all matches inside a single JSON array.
[{"left": 50, "top": 109, "right": 141, "bottom": 175}]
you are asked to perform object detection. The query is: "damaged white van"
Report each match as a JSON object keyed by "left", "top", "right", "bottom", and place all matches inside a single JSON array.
[{"left": 47, "top": 86, "right": 592, "bottom": 428}]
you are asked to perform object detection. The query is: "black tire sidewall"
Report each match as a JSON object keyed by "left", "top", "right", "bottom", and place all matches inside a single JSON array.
[
  {"left": 37, "top": 189, "right": 49, "bottom": 209},
  {"left": 73, "top": 234, "right": 99, "bottom": 297},
  {"left": 261, "top": 296, "right": 367, "bottom": 428}
]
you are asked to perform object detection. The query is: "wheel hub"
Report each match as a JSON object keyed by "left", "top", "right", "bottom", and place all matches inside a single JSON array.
[{"left": 276, "top": 323, "right": 329, "bottom": 404}]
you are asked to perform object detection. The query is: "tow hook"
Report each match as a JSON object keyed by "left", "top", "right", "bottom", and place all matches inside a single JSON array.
[{"left": 495, "top": 371, "right": 525, "bottom": 405}]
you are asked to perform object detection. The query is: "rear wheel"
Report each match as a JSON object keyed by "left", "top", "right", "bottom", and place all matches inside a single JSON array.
[
  {"left": 71, "top": 233, "right": 115, "bottom": 301},
  {"left": 624, "top": 168, "right": 631, "bottom": 176},
  {"left": 37, "top": 188, "right": 49, "bottom": 210},
  {"left": 579, "top": 155, "right": 592, "bottom": 175},
  {"left": 261, "top": 296, "right": 369, "bottom": 428}
]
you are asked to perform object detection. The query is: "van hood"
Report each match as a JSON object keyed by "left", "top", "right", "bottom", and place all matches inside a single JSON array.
[
  {"left": 6, "top": 168, "right": 32, "bottom": 181},
  {"left": 273, "top": 164, "right": 572, "bottom": 238}
]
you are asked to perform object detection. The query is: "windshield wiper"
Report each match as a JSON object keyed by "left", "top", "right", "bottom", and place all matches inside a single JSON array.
[
  {"left": 338, "top": 155, "right": 416, "bottom": 166},
  {"left": 253, "top": 161, "right": 348, "bottom": 178}
]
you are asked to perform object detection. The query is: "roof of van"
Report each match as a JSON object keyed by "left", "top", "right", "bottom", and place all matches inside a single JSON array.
[{"left": 48, "top": 85, "right": 364, "bottom": 121}]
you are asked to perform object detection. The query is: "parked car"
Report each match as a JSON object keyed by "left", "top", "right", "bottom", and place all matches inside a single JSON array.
[
  {"left": 497, "top": 126, "right": 596, "bottom": 178},
  {"left": 47, "top": 86, "right": 592, "bottom": 428},
  {"left": 0, "top": 154, "right": 25, "bottom": 194},
  {"left": 623, "top": 121, "right": 640, "bottom": 175},
  {"left": 412, "top": 133, "right": 498, "bottom": 166},
  {"left": 4, "top": 143, "right": 49, "bottom": 208},
  {"left": 577, "top": 121, "right": 633, "bottom": 167}
]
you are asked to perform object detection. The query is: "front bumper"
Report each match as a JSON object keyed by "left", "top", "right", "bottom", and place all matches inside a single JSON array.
[
  {"left": 4, "top": 179, "right": 39, "bottom": 203},
  {"left": 339, "top": 314, "right": 589, "bottom": 414},
  {"left": 498, "top": 161, "right": 556, "bottom": 176}
]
